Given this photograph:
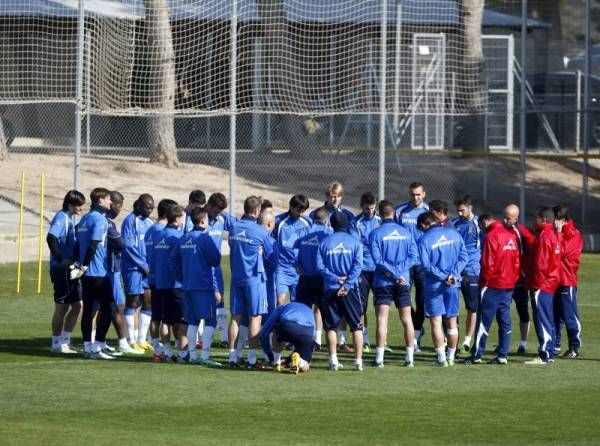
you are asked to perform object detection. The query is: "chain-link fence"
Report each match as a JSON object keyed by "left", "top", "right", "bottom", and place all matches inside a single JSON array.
[{"left": 1, "top": 0, "right": 600, "bottom": 239}]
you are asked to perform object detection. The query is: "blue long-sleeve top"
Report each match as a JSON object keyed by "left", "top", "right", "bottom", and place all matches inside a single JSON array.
[
  {"left": 144, "top": 222, "right": 165, "bottom": 287},
  {"left": 259, "top": 302, "right": 315, "bottom": 358},
  {"left": 153, "top": 224, "right": 183, "bottom": 290},
  {"left": 76, "top": 206, "right": 109, "bottom": 277},
  {"left": 418, "top": 225, "right": 468, "bottom": 292},
  {"left": 274, "top": 212, "right": 311, "bottom": 277},
  {"left": 228, "top": 216, "right": 274, "bottom": 287},
  {"left": 107, "top": 218, "right": 125, "bottom": 273},
  {"left": 47, "top": 210, "right": 77, "bottom": 267},
  {"left": 394, "top": 201, "right": 429, "bottom": 245},
  {"left": 207, "top": 211, "right": 236, "bottom": 292},
  {"left": 369, "top": 219, "right": 419, "bottom": 288},
  {"left": 294, "top": 223, "right": 333, "bottom": 276},
  {"left": 121, "top": 212, "right": 153, "bottom": 273},
  {"left": 169, "top": 228, "right": 221, "bottom": 291},
  {"left": 451, "top": 215, "right": 482, "bottom": 276},
  {"left": 349, "top": 212, "right": 381, "bottom": 272},
  {"left": 316, "top": 231, "right": 363, "bottom": 291}
]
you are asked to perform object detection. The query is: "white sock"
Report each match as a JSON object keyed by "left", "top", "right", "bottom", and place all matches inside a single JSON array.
[
  {"left": 448, "top": 347, "right": 456, "bottom": 361},
  {"left": 376, "top": 347, "right": 385, "bottom": 363},
  {"left": 151, "top": 338, "right": 162, "bottom": 355},
  {"left": 137, "top": 312, "right": 152, "bottom": 344},
  {"left": 216, "top": 308, "right": 228, "bottom": 342},
  {"left": 329, "top": 353, "right": 339, "bottom": 366},
  {"left": 62, "top": 331, "right": 72, "bottom": 345},
  {"left": 355, "top": 357, "right": 362, "bottom": 367},
  {"left": 118, "top": 338, "right": 129, "bottom": 350},
  {"left": 91, "top": 329, "right": 96, "bottom": 343},
  {"left": 198, "top": 319, "right": 205, "bottom": 338},
  {"left": 414, "top": 330, "right": 421, "bottom": 344},
  {"left": 235, "top": 326, "right": 248, "bottom": 357},
  {"left": 229, "top": 349, "right": 237, "bottom": 362},
  {"left": 134, "top": 329, "right": 139, "bottom": 343},
  {"left": 273, "top": 351, "right": 282, "bottom": 365},
  {"left": 314, "top": 329, "right": 322, "bottom": 345},
  {"left": 201, "top": 326, "right": 215, "bottom": 360},
  {"left": 125, "top": 314, "right": 135, "bottom": 344},
  {"left": 298, "top": 358, "right": 309, "bottom": 372},
  {"left": 435, "top": 347, "right": 447, "bottom": 363},
  {"left": 519, "top": 340, "right": 527, "bottom": 348},
  {"left": 51, "top": 336, "right": 61, "bottom": 349},
  {"left": 163, "top": 342, "right": 173, "bottom": 357},
  {"left": 248, "top": 349, "right": 257, "bottom": 365},
  {"left": 406, "top": 346, "right": 414, "bottom": 363},
  {"left": 339, "top": 331, "right": 346, "bottom": 345},
  {"left": 92, "top": 341, "right": 103, "bottom": 353},
  {"left": 187, "top": 324, "right": 199, "bottom": 351},
  {"left": 363, "top": 328, "right": 370, "bottom": 345},
  {"left": 463, "top": 335, "right": 472, "bottom": 347},
  {"left": 84, "top": 341, "right": 92, "bottom": 353}
]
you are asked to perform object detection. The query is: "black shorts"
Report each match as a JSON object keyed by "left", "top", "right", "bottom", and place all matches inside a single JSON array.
[
  {"left": 357, "top": 271, "right": 374, "bottom": 313},
  {"left": 512, "top": 283, "right": 530, "bottom": 323},
  {"left": 373, "top": 284, "right": 411, "bottom": 308},
  {"left": 274, "top": 320, "right": 314, "bottom": 363},
  {"left": 460, "top": 275, "right": 480, "bottom": 312},
  {"left": 160, "top": 288, "right": 186, "bottom": 325},
  {"left": 150, "top": 286, "right": 163, "bottom": 322},
  {"left": 318, "top": 288, "right": 363, "bottom": 332},
  {"left": 50, "top": 265, "right": 82, "bottom": 305},
  {"left": 295, "top": 275, "right": 323, "bottom": 308}
]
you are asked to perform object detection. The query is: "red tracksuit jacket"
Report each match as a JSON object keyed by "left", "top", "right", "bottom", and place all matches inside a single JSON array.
[
  {"left": 559, "top": 220, "right": 583, "bottom": 287},
  {"left": 529, "top": 223, "right": 562, "bottom": 294},
  {"left": 480, "top": 221, "right": 520, "bottom": 289},
  {"left": 513, "top": 224, "right": 535, "bottom": 285}
]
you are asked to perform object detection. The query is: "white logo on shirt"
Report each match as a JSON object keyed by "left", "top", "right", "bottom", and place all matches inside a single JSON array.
[
  {"left": 503, "top": 239, "right": 517, "bottom": 251},
  {"left": 181, "top": 238, "right": 196, "bottom": 250},
  {"left": 383, "top": 230, "right": 408, "bottom": 241},
  {"left": 302, "top": 235, "right": 321, "bottom": 247},
  {"left": 231, "top": 230, "right": 253, "bottom": 243},
  {"left": 327, "top": 242, "right": 352, "bottom": 255},
  {"left": 155, "top": 238, "right": 169, "bottom": 250},
  {"left": 432, "top": 235, "right": 455, "bottom": 249}
]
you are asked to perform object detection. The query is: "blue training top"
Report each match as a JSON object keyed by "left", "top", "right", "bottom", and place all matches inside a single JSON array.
[
  {"left": 76, "top": 206, "right": 109, "bottom": 277},
  {"left": 144, "top": 222, "right": 165, "bottom": 287},
  {"left": 317, "top": 231, "right": 363, "bottom": 291},
  {"left": 294, "top": 223, "right": 333, "bottom": 277},
  {"left": 274, "top": 212, "right": 311, "bottom": 278},
  {"left": 451, "top": 215, "right": 482, "bottom": 276},
  {"left": 350, "top": 212, "right": 382, "bottom": 272},
  {"left": 47, "top": 210, "right": 77, "bottom": 267},
  {"left": 153, "top": 223, "right": 183, "bottom": 290},
  {"left": 228, "top": 216, "right": 274, "bottom": 287},
  {"left": 121, "top": 212, "right": 153, "bottom": 273},
  {"left": 170, "top": 228, "right": 221, "bottom": 292},
  {"left": 259, "top": 302, "right": 316, "bottom": 358}
]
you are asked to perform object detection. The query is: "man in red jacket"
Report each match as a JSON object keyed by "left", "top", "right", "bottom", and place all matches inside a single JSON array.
[
  {"left": 466, "top": 210, "right": 520, "bottom": 365},
  {"left": 552, "top": 205, "right": 583, "bottom": 358},
  {"left": 526, "top": 207, "right": 562, "bottom": 365},
  {"left": 504, "top": 204, "right": 535, "bottom": 354}
]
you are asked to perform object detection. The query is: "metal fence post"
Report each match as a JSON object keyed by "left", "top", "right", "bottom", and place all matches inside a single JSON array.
[
  {"left": 582, "top": 0, "right": 591, "bottom": 225},
  {"left": 379, "top": 0, "right": 388, "bottom": 200},
  {"left": 519, "top": 0, "right": 528, "bottom": 222},
  {"left": 74, "top": 0, "right": 85, "bottom": 190},
  {"left": 230, "top": 0, "right": 237, "bottom": 214}
]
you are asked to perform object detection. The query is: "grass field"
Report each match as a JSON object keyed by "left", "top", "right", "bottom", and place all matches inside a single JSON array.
[{"left": 1, "top": 257, "right": 600, "bottom": 445}]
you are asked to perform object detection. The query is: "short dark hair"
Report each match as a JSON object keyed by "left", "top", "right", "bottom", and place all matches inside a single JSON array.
[
  {"left": 553, "top": 205, "right": 570, "bottom": 221},
  {"left": 90, "top": 187, "right": 110, "bottom": 205},
  {"left": 429, "top": 200, "right": 449, "bottom": 216},
  {"left": 537, "top": 207, "right": 555, "bottom": 224},
  {"left": 260, "top": 199, "right": 273, "bottom": 212},
  {"left": 157, "top": 199, "right": 177, "bottom": 219},
  {"left": 409, "top": 182, "right": 424, "bottom": 190},
  {"left": 378, "top": 200, "right": 395, "bottom": 218},
  {"left": 110, "top": 191, "right": 124, "bottom": 204},
  {"left": 167, "top": 205, "right": 185, "bottom": 224},
  {"left": 133, "top": 193, "right": 154, "bottom": 213},
  {"left": 478, "top": 213, "right": 494, "bottom": 230},
  {"left": 417, "top": 211, "right": 438, "bottom": 229},
  {"left": 207, "top": 192, "right": 228, "bottom": 211},
  {"left": 188, "top": 190, "right": 206, "bottom": 206},
  {"left": 190, "top": 206, "right": 208, "bottom": 226},
  {"left": 289, "top": 194, "right": 309, "bottom": 211},
  {"left": 62, "top": 190, "right": 85, "bottom": 211},
  {"left": 313, "top": 206, "right": 329, "bottom": 224},
  {"left": 454, "top": 195, "right": 472, "bottom": 207},
  {"left": 360, "top": 192, "right": 377, "bottom": 207},
  {"left": 244, "top": 196, "right": 262, "bottom": 215}
]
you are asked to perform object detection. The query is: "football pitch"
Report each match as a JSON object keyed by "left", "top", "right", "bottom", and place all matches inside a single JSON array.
[{"left": 1, "top": 257, "right": 600, "bottom": 445}]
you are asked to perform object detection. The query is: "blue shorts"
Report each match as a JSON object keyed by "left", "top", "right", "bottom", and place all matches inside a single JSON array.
[
  {"left": 159, "top": 288, "right": 186, "bottom": 325},
  {"left": 231, "top": 281, "right": 268, "bottom": 317},
  {"left": 373, "top": 284, "right": 412, "bottom": 308},
  {"left": 357, "top": 271, "right": 374, "bottom": 313},
  {"left": 319, "top": 288, "right": 363, "bottom": 332},
  {"left": 50, "top": 265, "right": 82, "bottom": 305},
  {"left": 109, "top": 271, "right": 125, "bottom": 306},
  {"left": 274, "top": 320, "right": 314, "bottom": 363},
  {"left": 460, "top": 275, "right": 480, "bottom": 312},
  {"left": 275, "top": 269, "right": 298, "bottom": 300},
  {"left": 184, "top": 290, "right": 216, "bottom": 325},
  {"left": 123, "top": 270, "right": 144, "bottom": 295},
  {"left": 295, "top": 275, "right": 323, "bottom": 308},
  {"left": 425, "top": 286, "right": 460, "bottom": 318}
]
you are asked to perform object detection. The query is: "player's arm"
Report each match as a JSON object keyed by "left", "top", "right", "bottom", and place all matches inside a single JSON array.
[
  {"left": 370, "top": 235, "right": 401, "bottom": 280},
  {"left": 344, "top": 243, "right": 363, "bottom": 289},
  {"left": 259, "top": 307, "right": 282, "bottom": 361},
  {"left": 316, "top": 246, "right": 340, "bottom": 284},
  {"left": 122, "top": 218, "right": 149, "bottom": 271},
  {"left": 454, "top": 238, "right": 468, "bottom": 279},
  {"left": 419, "top": 241, "right": 448, "bottom": 281}
]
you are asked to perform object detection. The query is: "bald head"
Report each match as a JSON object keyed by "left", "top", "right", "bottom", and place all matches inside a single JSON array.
[
  {"left": 503, "top": 204, "right": 519, "bottom": 227},
  {"left": 258, "top": 209, "right": 275, "bottom": 234}
]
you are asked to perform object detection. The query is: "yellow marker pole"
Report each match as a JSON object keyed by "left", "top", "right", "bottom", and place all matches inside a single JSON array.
[
  {"left": 37, "top": 174, "right": 45, "bottom": 294},
  {"left": 16, "top": 171, "right": 25, "bottom": 294}
]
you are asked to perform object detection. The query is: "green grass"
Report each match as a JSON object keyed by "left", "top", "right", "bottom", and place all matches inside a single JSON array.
[{"left": 1, "top": 257, "right": 600, "bottom": 445}]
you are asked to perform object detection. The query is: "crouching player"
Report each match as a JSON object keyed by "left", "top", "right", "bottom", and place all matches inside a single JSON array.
[
  {"left": 260, "top": 302, "right": 315, "bottom": 374},
  {"left": 369, "top": 200, "right": 419, "bottom": 368},
  {"left": 170, "top": 207, "right": 222, "bottom": 366},
  {"left": 417, "top": 212, "right": 467, "bottom": 367}
]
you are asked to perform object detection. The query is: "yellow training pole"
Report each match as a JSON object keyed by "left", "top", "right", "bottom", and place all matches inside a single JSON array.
[
  {"left": 16, "top": 171, "right": 25, "bottom": 294},
  {"left": 37, "top": 174, "right": 45, "bottom": 294}
]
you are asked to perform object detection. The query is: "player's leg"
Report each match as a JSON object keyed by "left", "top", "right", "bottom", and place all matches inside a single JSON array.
[
  {"left": 411, "top": 265, "right": 426, "bottom": 351},
  {"left": 358, "top": 271, "right": 373, "bottom": 351},
  {"left": 319, "top": 291, "right": 342, "bottom": 370},
  {"left": 424, "top": 289, "right": 447, "bottom": 366},
  {"left": 149, "top": 286, "right": 166, "bottom": 359},
  {"left": 512, "top": 284, "right": 530, "bottom": 354},
  {"left": 340, "top": 287, "right": 364, "bottom": 371},
  {"left": 245, "top": 282, "right": 267, "bottom": 367},
  {"left": 470, "top": 288, "right": 498, "bottom": 362},
  {"left": 561, "top": 286, "right": 581, "bottom": 357},
  {"left": 172, "top": 288, "right": 189, "bottom": 362},
  {"left": 198, "top": 292, "right": 220, "bottom": 366},
  {"left": 136, "top": 285, "right": 153, "bottom": 350},
  {"left": 495, "top": 290, "right": 512, "bottom": 362},
  {"left": 527, "top": 290, "right": 555, "bottom": 363},
  {"left": 373, "top": 286, "right": 391, "bottom": 366},
  {"left": 460, "top": 276, "right": 479, "bottom": 353},
  {"left": 443, "top": 287, "right": 460, "bottom": 365},
  {"left": 92, "top": 277, "right": 115, "bottom": 356},
  {"left": 396, "top": 284, "right": 415, "bottom": 367}
]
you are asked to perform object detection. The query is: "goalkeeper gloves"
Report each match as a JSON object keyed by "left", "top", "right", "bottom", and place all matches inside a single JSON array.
[{"left": 69, "top": 262, "right": 88, "bottom": 280}]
